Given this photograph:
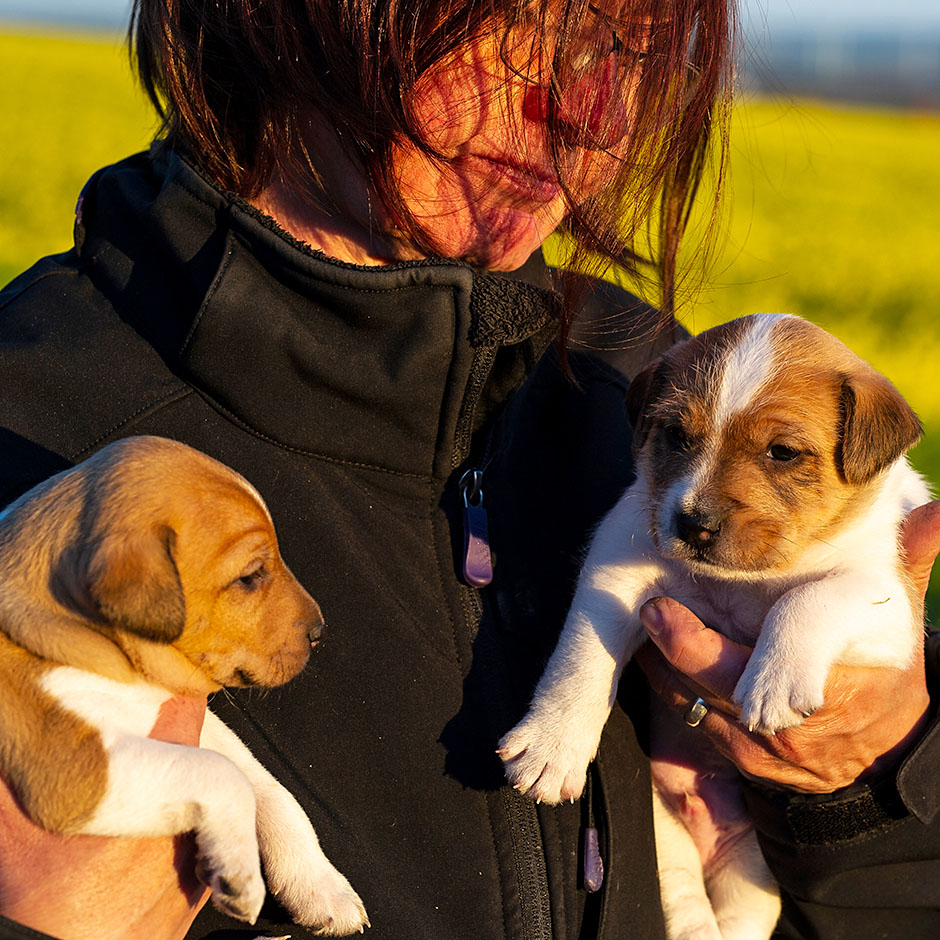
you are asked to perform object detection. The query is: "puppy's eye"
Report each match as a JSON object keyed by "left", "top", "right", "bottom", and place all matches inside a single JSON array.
[
  {"left": 664, "top": 423, "right": 690, "bottom": 451},
  {"left": 768, "top": 444, "right": 800, "bottom": 462},
  {"left": 233, "top": 565, "right": 268, "bottom": 592}
]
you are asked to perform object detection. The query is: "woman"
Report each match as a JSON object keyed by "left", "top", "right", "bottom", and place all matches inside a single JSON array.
[{"left": 0, "top": 0, "right": 938, "bottom": 937}]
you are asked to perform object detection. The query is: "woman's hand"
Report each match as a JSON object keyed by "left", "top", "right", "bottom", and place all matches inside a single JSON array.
[
  {"left": 633, "top": 501, "right": 940, "bottom": 794},
  {"left": 0, "top": 696, "right": 210, "bottom": 940}
]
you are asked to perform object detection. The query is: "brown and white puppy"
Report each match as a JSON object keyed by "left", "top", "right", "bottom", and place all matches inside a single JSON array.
[
  {"left": 0, "top": 436, "right": 369, "bottom": 934},
  {"left": 499, "top": 314, "right": 929, "bottom": 940}
]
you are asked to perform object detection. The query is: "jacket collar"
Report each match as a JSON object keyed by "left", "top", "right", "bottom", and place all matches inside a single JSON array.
[{"left": 76, "top": 144, "right": 561, "bottom": 480}]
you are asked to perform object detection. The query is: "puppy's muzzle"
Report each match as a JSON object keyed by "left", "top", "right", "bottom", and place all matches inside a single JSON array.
[
  {"left": 674, "top": 509, "right": 722, "bottom": 553},
  {"left": 308, "top": 615, "right": 325, "bottom": 648}
]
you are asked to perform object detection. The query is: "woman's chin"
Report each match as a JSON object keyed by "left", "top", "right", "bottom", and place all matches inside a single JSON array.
[{"left": 423, "top": 203, "right": 566, "bottom": 271}]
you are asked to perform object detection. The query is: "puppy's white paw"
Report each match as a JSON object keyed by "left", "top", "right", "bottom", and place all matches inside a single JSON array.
[
  {"left": 272, "top": 861, "right": 369, "bottom": 935},
  {"left": 498, "top": 713, "right": 596, "bottom": 805},
  {"left": 195, "top": 846, "right": 267, "bottom": 924},
  {"left": 733, "top": 654, "right": 826, "bottom": 734}
]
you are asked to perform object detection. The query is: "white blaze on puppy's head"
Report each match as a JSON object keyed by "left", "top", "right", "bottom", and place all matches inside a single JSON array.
[
  {"left": 625, "top": 314, "right": 922, "bottom": 577},
  {"left": 712, "top": 313, "right": 791, "bottom": 427}
]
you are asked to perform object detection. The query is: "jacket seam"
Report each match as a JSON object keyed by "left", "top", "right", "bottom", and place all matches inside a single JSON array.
[
  {"left": 180, "top": 229, "right": 235, "bottom": 356},
  {"left": 188, "top": 385, "right": 438, "bottom": 481},
  {"left": 66, "top": 369, "right": 439, "bottom": 482},
  {"left": 224, "top": 226, "right": 465, "bottom": 297},
  {"left": 430, "top": 491, "right": 465, "bottom": 670},
  {"left": 69, "top": 385, "right": 194, "bottom": 461}
]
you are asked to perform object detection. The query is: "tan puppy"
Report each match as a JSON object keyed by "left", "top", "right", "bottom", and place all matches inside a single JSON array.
[
  {"left": 0, "top": 436, "right": 368, "bottom": 934},
  {"left": 500, "top": 314, "right": 929, "bottom": 940}
]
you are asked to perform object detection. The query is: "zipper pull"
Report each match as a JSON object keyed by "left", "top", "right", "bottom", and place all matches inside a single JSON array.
[
  {"left": 582, "top": 763, "right": 604, "bottom": 893},
  {"left": 459, "top": 468, "right": 493, "bottom": 588},
  {"left": 583, "top": 826, "right": 604, "bottom": 893}
]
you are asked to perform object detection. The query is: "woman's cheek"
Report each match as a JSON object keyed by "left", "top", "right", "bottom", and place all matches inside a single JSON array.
[{"left": 409, "top": 42, "right": 508, "bottom": 151}]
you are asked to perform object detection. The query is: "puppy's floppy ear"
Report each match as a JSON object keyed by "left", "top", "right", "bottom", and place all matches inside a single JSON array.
[
  {"left": 626, "top": 356, "right": 669, "bottom": 455},
  {"left": 82, "top": 524, "right": 186, "bottom": 642},
  {"left": 839, "top": 371, "right": 922, "bottom": 484}
]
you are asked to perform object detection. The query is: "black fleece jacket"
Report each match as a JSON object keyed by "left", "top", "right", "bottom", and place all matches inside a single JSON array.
[{"left": 1, "top": 144, "right": 940, "bottom": 940}]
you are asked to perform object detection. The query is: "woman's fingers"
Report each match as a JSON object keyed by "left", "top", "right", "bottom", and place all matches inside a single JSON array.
[
  {"left": 901, "top": 499, "right": 940, "bottom": 601},
  {"left": 637, "top": 597, "right": 747, "bottom": 709},
  {"left": 150, "top": 695, "right": 207, "bottom": 746},
  {"left": 634, "top": 595, "right": 931, "bottom": 792}
]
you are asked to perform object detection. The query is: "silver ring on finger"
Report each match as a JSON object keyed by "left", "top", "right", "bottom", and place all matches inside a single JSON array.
[{"left": 683, "top": 696, "right": 709, "bottom": 728}]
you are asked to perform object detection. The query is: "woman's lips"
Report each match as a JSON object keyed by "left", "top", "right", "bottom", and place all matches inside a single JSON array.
[{"left": 468, "top": 154, "right": 564, "bottom": 203}]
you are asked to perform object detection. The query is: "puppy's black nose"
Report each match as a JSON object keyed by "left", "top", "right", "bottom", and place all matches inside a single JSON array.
[
  {"left": 675, "top": 510, "right": 722, "bottom": 550},
  {"left": 308, "top": 616, "right": 326, "bottom": 647}
]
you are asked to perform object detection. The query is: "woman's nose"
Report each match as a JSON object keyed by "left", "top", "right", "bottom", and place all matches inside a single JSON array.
[{"left": 522, "top": 55, "right": 631, "bottom": 150}]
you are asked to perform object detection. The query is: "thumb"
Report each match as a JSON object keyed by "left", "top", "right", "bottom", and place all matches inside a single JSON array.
[
  {"left": 150, "top": 695, "right": 208, "bottom": 746},
  {"left": 901, "top": 500, "right": 940, "bottom": 602},
  {"left": 638, "top": 596, "right": 750, "bottom": 703}
]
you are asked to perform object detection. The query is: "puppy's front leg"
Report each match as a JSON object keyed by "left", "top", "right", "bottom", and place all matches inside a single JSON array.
[
  {"left": 734, "top": 571, "right": 919, "bottom": 733},
  {"left": 499, "top": 489, "right": 666, "bottom": 804},
  {"left": 201, "top": 711, "right": 369, "bottom": 935},
  {"left": 74, "top": 732, "right": 266, "bottom": 924}
]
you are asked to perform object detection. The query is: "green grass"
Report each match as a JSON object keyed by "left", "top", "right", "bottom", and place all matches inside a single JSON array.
[
  {"left": 0, "top": 28, "right": 157, "bottom": 285},
  {"left": 2, "top": 27, "right": 938, "bottom": 612}
]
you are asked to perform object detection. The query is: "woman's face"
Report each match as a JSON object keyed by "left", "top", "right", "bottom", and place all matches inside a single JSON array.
[
  {"left": 389, "top": 14, "right": 645, "bottom": 269},
  {"left": 260, "top": 7, "right": 652, "bottom": 269}
]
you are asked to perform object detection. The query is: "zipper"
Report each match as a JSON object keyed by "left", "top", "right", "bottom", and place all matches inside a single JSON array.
[
  {"left": 453, "top": 348, "right": 555, "bottom": 940},
  {"left": 452, "top": 345, "right": 497, "bottom": 470},
  {"left": 501, "top": 787, "right": 554, "bottom": 940}
]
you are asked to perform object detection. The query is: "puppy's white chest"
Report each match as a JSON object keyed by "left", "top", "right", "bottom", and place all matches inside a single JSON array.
[
  {"left": 663, "top": 571, "right": 779, "bottom": 646},
  {"left": 40, "top": 666, "right": 172, "bottom": 742}
]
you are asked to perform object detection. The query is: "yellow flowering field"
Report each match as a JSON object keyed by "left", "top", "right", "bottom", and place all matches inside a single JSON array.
[{"left": 2, "top": 26, "right": 938, "bottom": 610}]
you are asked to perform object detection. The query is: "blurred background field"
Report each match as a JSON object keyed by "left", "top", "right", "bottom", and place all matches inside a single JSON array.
[
  {"left": 0, "top": 28, "right": 157, "bottom": 283},
  {"left": 0, "top": 15, "right": 938, "bottom": 611}
]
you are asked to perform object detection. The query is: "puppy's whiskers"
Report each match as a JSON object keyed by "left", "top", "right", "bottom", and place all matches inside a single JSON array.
[
  {"left": 214, "top": 686, "right": 237, "bottom": 706},
  {"left": 810, "top": 534, "right": 839, "bottom": 551}
]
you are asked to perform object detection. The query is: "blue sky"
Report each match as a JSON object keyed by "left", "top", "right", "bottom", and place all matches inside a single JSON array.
[
  {"left": 745, "top": 0, "right": 940, "bottom": 30},
  {"left": 1, "top": 0, "right": 940, "bottom": 30}
]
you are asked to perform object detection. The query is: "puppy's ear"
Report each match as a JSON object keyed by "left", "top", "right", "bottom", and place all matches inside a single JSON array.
[
  {"left": 839, "top": 371, "right": 922, "bottom": 484},
  {"left": 626, "top": 357, "right": 668, "bottom": 454},
  {"left": 83, "top": 525, "right": 186, "bottom": 642}
]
